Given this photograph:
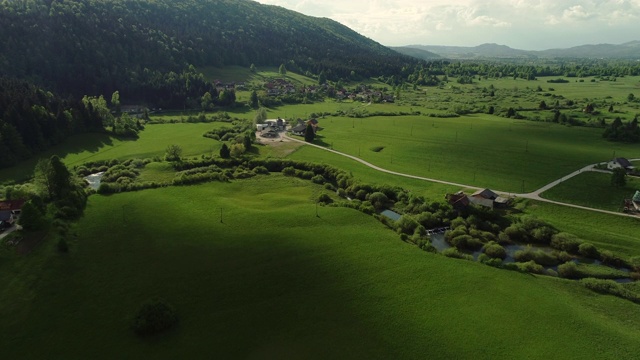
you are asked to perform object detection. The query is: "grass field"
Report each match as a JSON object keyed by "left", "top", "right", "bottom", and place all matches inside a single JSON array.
[
  {"left": 542, "top": 171, "right": 640, "bottom": 212},
  {"left": 310, "top": 113, "right": 640, "bottom": 192},
  {"left": 2, "top": 177, "right": 640, "bottom": 359}
]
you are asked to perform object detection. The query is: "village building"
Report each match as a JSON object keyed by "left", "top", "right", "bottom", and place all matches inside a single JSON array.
[
  {"left": 607, "top": 157, "right": 635, "bottom": 172},
  {"left": 447, "top": 189, "right": 509, "bottom": 210},
  {"left": 0, "top": 199, "right": 25, "bottom": 229},
  {"left": 290, "top": 119, "right": 319, "bottom": 136},
  {"left": 445, "top": 192, "right": 470, "bottom": 211}
]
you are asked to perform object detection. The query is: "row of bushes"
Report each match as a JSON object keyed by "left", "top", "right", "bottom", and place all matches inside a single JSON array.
[
  {"left": 202, "top": 121, "right": 253, "bottom": 141},
  {"left": 580, "top": 278, "right": 640, "bottom": 304},
  {"left": 97, "top": 181, "right": 167, "bottom": 194}
]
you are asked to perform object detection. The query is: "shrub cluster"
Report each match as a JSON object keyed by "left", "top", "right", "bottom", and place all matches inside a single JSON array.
[
  {"left": 202, "top": 121, "right": 253, "bottom": 141},
  {"left": 131, "top": 298, "right": 178, "bottom": 336},
  {"left": 580, "top": 278, "right": 640, "bottom": 304}
]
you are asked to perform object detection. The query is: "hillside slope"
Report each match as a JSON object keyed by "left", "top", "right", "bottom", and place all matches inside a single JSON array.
[{"left": 0, "top": 0, "right": 416, "bottom": 100}]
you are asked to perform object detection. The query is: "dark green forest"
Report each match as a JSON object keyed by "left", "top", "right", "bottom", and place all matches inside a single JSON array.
[
  {"left": 0, "top": 77, "right": 106, "bottom": 168},
  {"left": 0, "top": 0, "right": 416, "bottom": 102}
]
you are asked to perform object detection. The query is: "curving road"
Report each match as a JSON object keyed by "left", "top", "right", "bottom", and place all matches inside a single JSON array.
[{"left": 284, "top": 133, "right": 640, "bottom": 219}]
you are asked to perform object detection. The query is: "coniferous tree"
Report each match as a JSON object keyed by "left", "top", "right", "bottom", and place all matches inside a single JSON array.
[
  {"left": 304, "top": 123, "right": 315, "bottom": 142},
  {"left": 219, "top": 143, "right": 230, "bottom": 158}
]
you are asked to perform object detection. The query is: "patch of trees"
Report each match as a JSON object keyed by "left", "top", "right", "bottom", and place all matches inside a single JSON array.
[
  {"left": 0, "top": 77, "right": 105, "bottom": 168},
  {"left": 546, "top": 78, "right": 570, "bottom": 83},
  {"left": 602, "top": 116, "right": 640, "bottom": 142}
]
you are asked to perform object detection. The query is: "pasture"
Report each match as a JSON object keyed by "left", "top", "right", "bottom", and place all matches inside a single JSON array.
[
  {"left": 541, "top": 171, "right": 640, "bottom": 212},
  {"left": 310, "top": 113, "right": 640, "bottom": 192},
  {"left": 2, "top": 177, "right": 640, "bottom": 359}
]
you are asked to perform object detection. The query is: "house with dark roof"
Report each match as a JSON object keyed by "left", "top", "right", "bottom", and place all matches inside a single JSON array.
[
  {"left": 608, "top": 158, "right": 635, "bottom": 172},
  {"left": 468, "top": 188, "right": 509, "bottom": 209},
  {"left": 445, "top": 192, "right": 470, "bottom": 210},
  {"left": 471, "top": 188, "right": 498, "bottom": 200},
  {"left": 290, "top": 119, "right": 319, "bottom": 136},
  {"left": 0, "top": 210, "right": 15, "bottom": 228},
  {"left": 0, "top": 199, "right": 25, "bottom": 215},
  {"left": 291, "top": 123, "right": 307, "bottom": 136}
]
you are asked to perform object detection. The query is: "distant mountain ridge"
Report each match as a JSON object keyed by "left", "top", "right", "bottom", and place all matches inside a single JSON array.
[{"left": 400, "top": 41, "right": 640, "bottom": 59}]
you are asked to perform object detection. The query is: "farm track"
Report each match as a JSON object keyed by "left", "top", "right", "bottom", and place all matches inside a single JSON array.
[{"left": 284, "top": 133, "right": 640, "bottom": 219}]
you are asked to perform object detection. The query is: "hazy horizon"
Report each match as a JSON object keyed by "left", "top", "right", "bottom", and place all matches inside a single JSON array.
[{"left": 254, "top": 0, "right": 640, "bottom": 51}]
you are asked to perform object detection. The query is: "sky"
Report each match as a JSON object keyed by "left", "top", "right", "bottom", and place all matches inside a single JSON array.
[{"left": 253, "top": 0, "right": 640, "bottom": 50}]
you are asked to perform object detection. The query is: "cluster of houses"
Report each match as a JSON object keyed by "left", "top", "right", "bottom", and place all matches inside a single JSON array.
[
  {"left": 261, "top": 79, "right": 395, "bottom": 102},
  {"left": 214, "top": 80, "right": 245, "bottom": 92},
  {"left": 256, "top": 118, "right": 320, "bottom": 138},
  {"left": 256, "top": 118, "right": 287, "bottom": 138},
  {"left": 0, "top": 199, "right": 24, "bottom": 230},
  {"left": 264, "top": 79, "right": 299, "bottom": 96},
  {"left": 214, "top": 76, "right": 397, "bottom": 103},
  {"left": 446, "top": 189, "right": 509, "bottom": 210}
]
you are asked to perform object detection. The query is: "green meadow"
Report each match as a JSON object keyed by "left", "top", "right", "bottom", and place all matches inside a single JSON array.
[
  {"left": 311, "top": 114, "right": 639, "bottom": 192},
  {"left": 542, "top": 171, "right": 640, "bottom": 212},
  {"left": 2, "top": 177, "right": 640, "bottom": 359}
]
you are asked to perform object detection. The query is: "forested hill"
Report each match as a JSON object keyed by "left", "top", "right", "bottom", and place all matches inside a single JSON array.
[{"left": 0, "top": 0, "right": 416, "bottom": 101}]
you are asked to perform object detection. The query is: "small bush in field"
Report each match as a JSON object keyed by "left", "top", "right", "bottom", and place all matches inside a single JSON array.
[{"left": 132, "top": 298, "right": 178, "bottom": 336}]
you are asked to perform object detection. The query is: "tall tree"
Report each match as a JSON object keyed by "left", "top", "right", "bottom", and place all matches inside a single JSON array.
[
  {"left": 318, "top": 71, "right": 327, "bottom": 85},
  {"left": 111, "top": 91, "right": 121, "bottom": 115},
  {"left": 611, "top": 167, "right": 627, "bottom": 188},
  {"left": 165, "top": 144, "right": 183, "bottom": 162},
  {"left": 304, "top": 123, "right": 315, "bottom": 142},
  {"left": 34, "top": 155, "right": 72, "bottom": 201},
  {"left": 201, "top": 91, "right": 214, "bottom": 110},
  {"left": 219, "top": 143, "right": 230, "bottom": 158},
  {"left": 253, "top": 107, "right": 267, "bottom": 124},
  {"left": 249, "top": 90, "right": 259, "bottom": 109},
  {"left": 279, "top": 64, "right": 287, "bottom": 76}
]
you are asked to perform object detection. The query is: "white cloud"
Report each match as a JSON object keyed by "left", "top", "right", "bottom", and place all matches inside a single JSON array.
[
  {"left": 253, "top": 0, "right": 640, "bottom": 49},
  {"left": 562, "top": 5, "right": 594, "bottom": 20}
]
